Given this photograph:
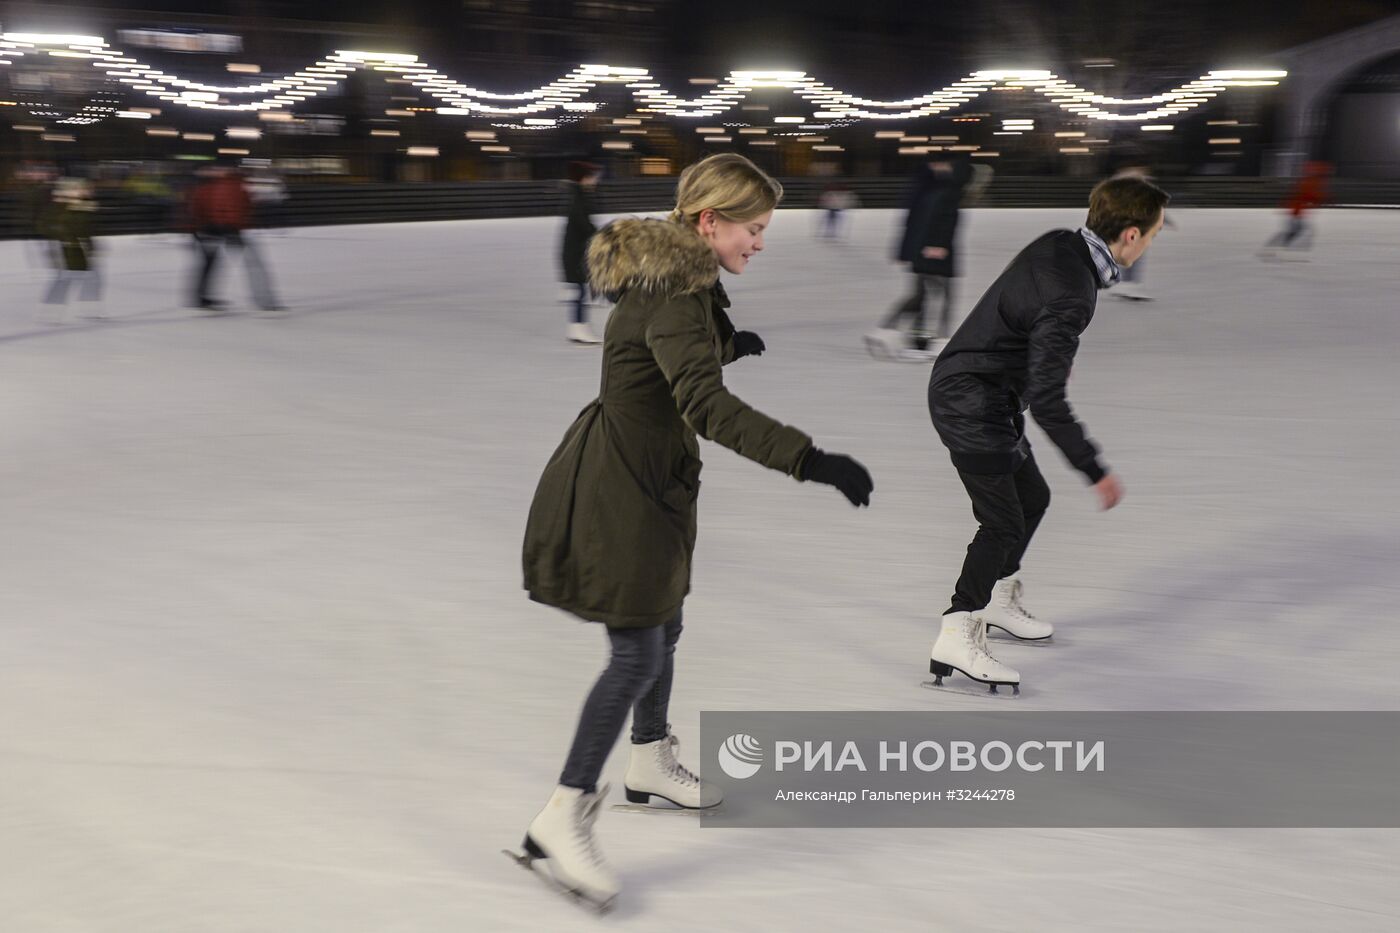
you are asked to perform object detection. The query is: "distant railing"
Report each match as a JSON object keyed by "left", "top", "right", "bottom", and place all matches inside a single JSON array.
[{"left": 3, "top": 176, "right": 1399, "bottom": 237}]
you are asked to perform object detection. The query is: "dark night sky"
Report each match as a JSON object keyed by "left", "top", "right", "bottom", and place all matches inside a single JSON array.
[{"left": 47, "top": 0, "right": 1400, "bottom": 46}]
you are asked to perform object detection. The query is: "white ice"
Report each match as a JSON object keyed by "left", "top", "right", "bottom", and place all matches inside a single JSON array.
[{"left": 1, "top": 209, "right": 1396, "bottom": 932}]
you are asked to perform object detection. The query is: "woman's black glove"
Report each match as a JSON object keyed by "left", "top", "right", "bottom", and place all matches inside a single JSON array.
[
  {"left": 801, "top": 448, "right": 874, "bottom": 507},
  {"left": 731, "top": 330, "right": 766, "bottom": 361}
]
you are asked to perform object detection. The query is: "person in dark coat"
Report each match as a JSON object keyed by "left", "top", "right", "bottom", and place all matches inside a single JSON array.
[
  {"left": 925, "top": 175, "right": 1168, "bottom": 694},
  {"left": 561, "top": 161, "right": 602, "bottom": 343},
  {"left": 865, "top": 157, "right": 972, "bottom": 360},
  {"left": 519, "top": 154, "right": 873, "bottom": 908}
]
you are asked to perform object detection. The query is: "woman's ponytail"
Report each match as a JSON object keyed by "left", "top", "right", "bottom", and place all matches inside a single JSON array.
[{"left": 670, "top": 154, "right": 783, "bottom": 227}]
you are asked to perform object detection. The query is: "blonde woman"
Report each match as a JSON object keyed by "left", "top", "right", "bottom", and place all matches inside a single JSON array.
[{"left": 516, "top": 154, "right": 873, "bottom": 908}]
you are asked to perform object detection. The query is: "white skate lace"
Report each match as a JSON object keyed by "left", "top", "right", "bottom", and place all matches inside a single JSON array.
[
  {"left": 575, "top": 785, "right": 609, "bottom": 867},
  {"left": 969, "top": 619, "right": 995, "bottom": 661},
  {"left": 1004, "top": 579, "right": 1036, "bottom": 620},
  {"left": 660, "top": 732, "right": 702, "bottom": 788}
]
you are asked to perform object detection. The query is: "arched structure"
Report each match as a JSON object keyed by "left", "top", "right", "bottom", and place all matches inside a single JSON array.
[{"left": 1275, "top": 14, "right": 1400, "bottom": 176}]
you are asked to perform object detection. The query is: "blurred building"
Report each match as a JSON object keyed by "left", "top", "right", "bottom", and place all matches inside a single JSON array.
[{"left": 1274, "top": 12, "right": 1400, "bottom": 179}]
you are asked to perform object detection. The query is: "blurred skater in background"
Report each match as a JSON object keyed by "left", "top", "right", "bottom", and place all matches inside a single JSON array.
[
  {"left": 40, "top": 177, "right": 103, "bottom": 324},
  {"left": 865, "top": 155, "right": 971, "bottom": 361},
  {"left": 1260, "top": 161, "right": 1331, "bottom": 261},
  {"left": 561, "top": 160, "right": 603, "bottom": 344},
  {"left": 1109, "top": 160, "right": 1158, "bottom": 301},
  {"left": 16, "top": 161, "right": 59, "bottom": 269},
  {"left": 185, "top": 164, "right": 283, "bottom": 312},
  {"left": 816, "top": 179, "right": 857, "bottom": 239}
]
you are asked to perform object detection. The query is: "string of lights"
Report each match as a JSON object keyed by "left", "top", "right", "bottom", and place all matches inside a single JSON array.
[{"left": 0, "top": 33, "right": 1286, "bottom": 126}]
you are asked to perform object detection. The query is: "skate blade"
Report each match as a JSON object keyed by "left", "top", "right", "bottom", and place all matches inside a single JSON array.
[
  {"left": 501, "top": 849, "right": 616, "bottom": 913},
  {"left": 502, "top": 847, "right": 535, "bottom": 868},
  {"left": 921, "top": 678, "right": 1021, "bottom": 699},
  {"left": 863, "top": 335, "right": 892, "bottom": 360},
  {"left": 898, "top": 353, "right": 938, "bottom": 364},
  {"left": 984, "top": 627, "right": 1054, "bottom": 646},
  {"left": 609, "top": 802, "right": 718, "bottom": 816}
]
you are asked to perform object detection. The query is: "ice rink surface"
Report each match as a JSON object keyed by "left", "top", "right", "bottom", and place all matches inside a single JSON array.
[{"left": 1, "top": 208, "right": 1396, "bottom": 931}]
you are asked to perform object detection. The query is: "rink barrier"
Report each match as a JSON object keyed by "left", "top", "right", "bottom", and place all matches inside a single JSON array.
[{"left": 4, "top": 177, "right": 1400, "bottom": 236}]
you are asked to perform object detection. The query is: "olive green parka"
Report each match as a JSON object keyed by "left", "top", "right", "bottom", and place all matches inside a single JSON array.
[
  {"left": 40, "top": 200, "right": 96, "bottom": 272},
  {"left": 522, "top": 217, "right": 814, "bottom": 628}
]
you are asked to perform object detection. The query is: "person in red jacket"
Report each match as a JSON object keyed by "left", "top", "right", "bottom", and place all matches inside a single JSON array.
[
  {"left": 186, "top": 165, "right": 282, "bottom": 310},
  {"left": 1260, "top": 161, "right": 1331, "bottom": 260}
]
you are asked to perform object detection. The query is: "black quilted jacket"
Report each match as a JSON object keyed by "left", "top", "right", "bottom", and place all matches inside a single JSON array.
[{"left": 927, "top": 229, "right": 1108, "bottom": 483}]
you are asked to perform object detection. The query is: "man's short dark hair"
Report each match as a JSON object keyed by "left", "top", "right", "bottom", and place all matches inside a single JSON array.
[{"left": 1086, "top": 176, "right": 1170, "bottom": 243}]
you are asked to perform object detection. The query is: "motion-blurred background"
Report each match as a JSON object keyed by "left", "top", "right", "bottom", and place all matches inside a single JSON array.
[{"left": 2, "top": 0, "right": 1400, "bottom": 233}]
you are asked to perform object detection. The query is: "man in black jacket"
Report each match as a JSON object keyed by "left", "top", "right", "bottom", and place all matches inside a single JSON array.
[{"left": 927, "top": 175, "right": 1169, "bottom": 693}]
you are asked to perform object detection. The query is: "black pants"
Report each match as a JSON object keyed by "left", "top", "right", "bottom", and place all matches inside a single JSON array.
[
  {"left": 570, "top": 283, "right": 589, "bottom": 324},
  {"left": 559, "top": 613, "right": 683, "bottom": 794},
  {"left": 1267, "top": 215, "right": 1310, "bottom": 249},
  {"left": 882, "top": 272, "right": 955, "bottom": 340},
  {"left": 821, "top": 208, "right": 842, "bottom": 238},
  {"left": 946, "top": 454, "right": 1051, "bottom": 615},
  {"left": 193, "top": 227, "right": 279, "bottom": 309}
]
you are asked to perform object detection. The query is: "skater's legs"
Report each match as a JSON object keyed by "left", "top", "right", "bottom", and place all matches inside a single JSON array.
[
  {"left": 1282, "top": 217, "right": 1306, "bottom": 247},
  {"left": 571, "top": 283, "right": 589, "bottom": 325},
  {"left": 79, "top": 266, "right": 102, "bottom": 303},
  {"left": 1268, "top": 216, "right": 1304, "bottom": 248},
  {"left": 43, "top": 269, "right": 73, "bottom": 304},
  {"left": 235, "top": 232, "right": 281, "bottom": 309},
  {"left": 906, "top": 274, "right": 931, "bottom": 342},
  {"left": 192, "top": 231, "right": 222, "bottom": 305},
  {"left": 881, "top": 271, "right": 927, "bottom": 329},
  {"left": 947, "top": 469, "right": 1024, "bottom": 615},
  {"left": 999, "top": 453, "right": 1051, "bottom": 578},
  {"left": 559, "top": 622, "right": 669, "bottom": 793},
  {"left": 1295, "top": 217, "right": 1315, "bottom": 250},
  {"left": 630, "top": 613, "right": 683, "bottom": 744},
  {"left": 929, "top": 275, "right": 955, "bottom": 339}
]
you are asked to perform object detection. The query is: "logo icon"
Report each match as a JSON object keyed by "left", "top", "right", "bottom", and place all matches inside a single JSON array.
[{"left": 717, "top": 733, "right": 764, "bottom": 779}]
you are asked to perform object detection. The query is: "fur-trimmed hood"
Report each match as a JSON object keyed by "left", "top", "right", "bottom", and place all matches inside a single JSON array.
[{"left": 587, "top": 217, "right": 719, "bottom": 300}]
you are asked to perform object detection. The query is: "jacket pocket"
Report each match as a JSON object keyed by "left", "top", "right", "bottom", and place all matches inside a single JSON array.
[
  {"left": 932, "top": 372, "right": 996, "bottom": 420},
  {"left": 659, "top": 454, "right": 702, "bottom": 514},
  {"left": 987, "top": 386, "right": 1019, "bottom": 418}
]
